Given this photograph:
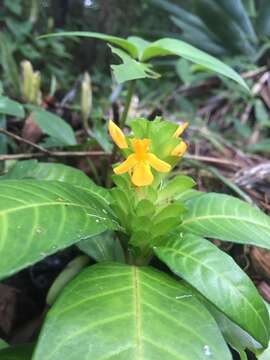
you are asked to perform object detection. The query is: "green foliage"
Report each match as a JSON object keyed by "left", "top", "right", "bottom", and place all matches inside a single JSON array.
[
  {"left": 0, "top": 1, "right": 74, "bottom": 96},
  {"left": 151, "top": 0, "right": 270, "bottom": 59},
  {"left": 154, "top": 233, "right": 269, "bottom": 347},
  {"left": 32, "top": 263, "right": 232, "bottom": 360},
  {"left": 0, "top": 343, "right": 34, "bottom": 360},
  {"left": 0, "top": 96, "right": 25, "bottom": 118},
  {"left": 31, "top": 109, "right": 77, "bottom": 146},
  {"left": 1, "top": 111, "right": 270, "bottom": 358},
  {"left": 0, "top": 179, "right": 116, "bottom": 280},
  {"left": 40, "top": 31, "right": 248, "bottom": 90},
  {"left": 180, "top": 193, "right": 270, "bottom": 249}
]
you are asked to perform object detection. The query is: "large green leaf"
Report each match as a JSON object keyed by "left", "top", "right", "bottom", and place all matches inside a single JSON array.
[
  {"left": 0, "top": 161, "right": 111, "bottom": 204},
  {"left": 0, "top": 180, "right": 116, "bottom": 280},
  {"left": 180, "top": 193, "right": 270, "bottom": 249},
  {"left": 141, "top": 38, "right": 249, "bottom": 90},
  {"left": 0, "top": 96, "right": 24, "bottom": 118},
  {"left": 39, "top": 31, "right": 248, "bottom": 90},
  {"left": 39, "top": 31, "right": 139, "bottom": 59},
  {"left": 0, "top": 343, "right": 34, "bottom": 360},
  {"left": 154, "top": 233, "right": 270, "bottom": 347},
  {"left": 31, "top": 109, "right": 76, "bottom": 146},
  {"left": 33, "top": 263, "right": 231, "bottom": 360},
  {"left": 259, "top": 303, "right": 270, "bottom": 359},
  {"left": 207, "top": 304, "right": 264, "bottom": 359}
]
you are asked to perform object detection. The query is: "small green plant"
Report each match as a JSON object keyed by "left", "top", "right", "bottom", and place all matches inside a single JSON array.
[
  {"left": 0, "top": 116, "right": 270, "bottom": 359},
  {"left": 0, "top": 33, "right": 270, "bottom": 360}
]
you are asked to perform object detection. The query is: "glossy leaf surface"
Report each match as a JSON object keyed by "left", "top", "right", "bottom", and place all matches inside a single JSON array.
[
  {"left": 0, "top": 180, "right": 116, "bottom": 280},
  {"left": 142, "top": 38, "right": 248, "bottom": 90},
  {"left": 33, "top": 263, "right": 231, "bottom": 360},
  {"left": 0, "top": 96, "right": 25, "bottom": 118},
  {"left": 39, "top": 31, "right": 139, "bottom": 58},
  {"left": 155, "top": 234, "right": 270, "bottom": 347},
  {"left": 0, "top": 161, "right": 111, "bottom": 204},
  {"left": 32, "top": 109, "right": 76, "bottom": 146},
  {"left": 181, "top": 193, "right": 270, "bottom": 249},
  {"left": 77, "top": 231, "right": 124, "bottom": 262}
]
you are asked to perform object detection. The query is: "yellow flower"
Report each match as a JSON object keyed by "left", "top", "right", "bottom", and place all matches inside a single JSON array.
[
  {"left": 114, "top": 138, "right": 171, "bottom": 187},
  {"left": 108, "top": 120, "right": 128, "bottom": 149},
  {"left": 171, "top": 121, "right": 188, "bottom": 157}
]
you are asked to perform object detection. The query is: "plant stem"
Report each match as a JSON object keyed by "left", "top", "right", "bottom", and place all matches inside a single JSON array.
[{"left": 119, "top": 80, "right": 136, "bottom": 128}]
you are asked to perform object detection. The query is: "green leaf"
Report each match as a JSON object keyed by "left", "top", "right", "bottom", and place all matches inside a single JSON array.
[
  {"left": 0, "top": 161, "right": 111, "bottom": 204},
  {"left": 110, "top": 46, "right": 160, "bottom": 83},
  {"left": 158, "top": 175, "right": 196, "bottom": 202},
  {"left": 0, "top": 180, "right": 117, "bottom": 280},
  {"left": 0, "top": 96, "right": 25, "bottom": 118},
  {"left": 181, "top": 193, "right": 270, "bottom": 249},
  {"left": 193, "top": 0, "right": 256, "bottom": 56},
  {"left": 46, "top": 255, "right": 90, "bottom": 305},
  {"left": 216, "top": 0, "right": 257, "bottom": 42},
  {"left": 247, "top": 139, "right": 270, "bottom": 154},
  {"left": 4, "top": 0, "right": 22, "bottom": 15},
  {"left": 256, "top": 0, "right": 270, "bottom": 37},
  {"left": 38, "top": 31, "right": 139, "bottom": 59},
  {"left": 127, "top": 36, "right": 150, "bottom": 60},
  {"left": 0, "top": 343, "right": 34, "bottom": 360},
  {"left": 33, "top": 263, "right": 232, "bottom": 360},
  {"left": 207, "top": 304, "right": 263, "bottom": 358},
  {"left": 31, "top": 109, "right": 76, "bottom": 146},
  {"left": 154, "top": 233, "right": 270, "bottom": 347},
  {"left": 259, "top": 302, "right": 270, "bottom": 359},
  {"left": 0, "top": 339, "right": 8, "bottom": 350},
  {"left": 142, "top": 38, "right": 249, "bottom": 90},
  {"left": 77, "top": 231, "right": 125, "bottom": 262}
]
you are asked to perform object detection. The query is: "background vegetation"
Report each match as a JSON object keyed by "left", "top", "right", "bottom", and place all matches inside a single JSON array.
[{"left": 0, "top": 1, "right": 270, "bottom": 359}]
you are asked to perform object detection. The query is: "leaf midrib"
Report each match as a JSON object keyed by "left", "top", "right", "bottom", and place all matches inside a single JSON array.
[
  {"left": 133, "top": 267, "right": 143, "bottom": 360},
  {"left": 0, "top": 202, "right": 101, "bottom": 217}
]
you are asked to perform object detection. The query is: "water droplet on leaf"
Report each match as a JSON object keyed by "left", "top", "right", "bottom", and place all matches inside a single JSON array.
[{"left": 203, "top": 345, "right": 212, "bottom": 357}]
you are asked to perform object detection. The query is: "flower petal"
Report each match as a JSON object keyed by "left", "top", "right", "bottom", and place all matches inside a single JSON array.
[
  {"left": 113, "top": 154, "right": 137, "bottom": 175},
  {"left": 131, "top": 138, "right": 150, "bottom": 158},
  {"left": 147, "top": 153, "right": 171, "bottom": 173},
  {"left": 173, "top": 122, "right": 189, "bottom": 138},
  {"left": 171, "top": 141, "right": 188, "bottom": 157},
  {"left": 108, "top": 120, "right": 128, "bottom": 149},
  {"left": 132, "top": 162, "right": 153, "bottom": 187}
]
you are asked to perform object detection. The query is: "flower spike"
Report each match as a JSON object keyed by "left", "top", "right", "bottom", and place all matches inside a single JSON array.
[
  {"left": 113, "top": 138, "right": 171, "bottom": 187},
  {"left": 108, "top": 120, "right": 128, "bottom": 149}
]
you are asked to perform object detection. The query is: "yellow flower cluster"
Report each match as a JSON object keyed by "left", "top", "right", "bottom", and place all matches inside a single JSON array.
[{"left": 108, "top": 120, "right": 188, "bottom": 187}]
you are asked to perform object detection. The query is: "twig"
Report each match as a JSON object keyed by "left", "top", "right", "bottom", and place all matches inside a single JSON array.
[
  {"left": 0, "top": 151, "right": 109, "bottom": 161},
  {"left": 0, "top": 128, "right": 51, "bottom": 154},
  {"left": 185, "top": 154, "right": 242, "bottom": 167}
]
